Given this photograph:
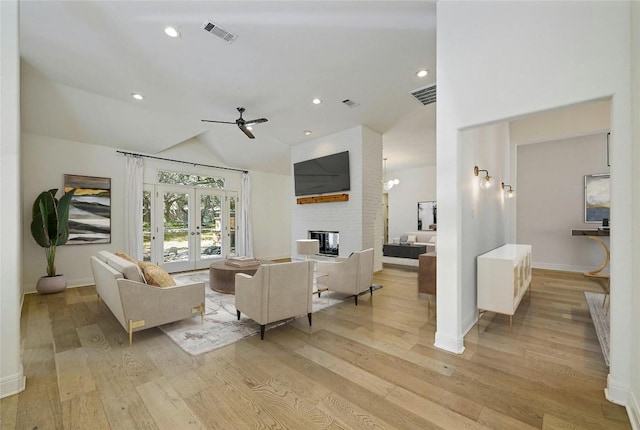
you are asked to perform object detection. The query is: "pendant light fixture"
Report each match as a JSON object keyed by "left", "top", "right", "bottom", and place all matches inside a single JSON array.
[{"left": 383, "top": 158, "right": 400, "bottom": 191}]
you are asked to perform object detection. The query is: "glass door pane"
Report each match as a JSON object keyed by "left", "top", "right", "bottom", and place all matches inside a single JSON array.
[
  {"left": 142, "top": 189, "right": 152, "bottom": 262},
  {"left": 198, "top": 191, "right": 223, "bottom": 265},
  {"left": 228, "top": 194, "right": 237, "bottom": 256},
  {"left": 160, "top": 188, "right": 194, "bottom": 272}
]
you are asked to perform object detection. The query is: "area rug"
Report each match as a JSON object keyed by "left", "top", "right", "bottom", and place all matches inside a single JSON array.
[
  {"left": 584, "top": 291, "right": 610, "bottom": 366},
  {"left": 159, "top": 270, "right": 350, "bottom": 355}
]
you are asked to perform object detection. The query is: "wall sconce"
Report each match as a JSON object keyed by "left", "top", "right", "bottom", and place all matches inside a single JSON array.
[
  {"left": 501, "top": 182, "right": 515, "bottom": 199},
  {"left": 474, "top": 165, "right": 494, "bottom": 189}
]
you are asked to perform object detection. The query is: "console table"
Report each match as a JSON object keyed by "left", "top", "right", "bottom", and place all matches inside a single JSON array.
[
  {"left": 383, "top": 244, "right": 426, "bottom": 259},
  {"left": 572, "top": 229, "right": 610, "bottom": 306},
  {"left": 477, "top": 244, "right": 532, "bottom": 329},
  {"left": 571, "top": 229, "right": 610, "bottom": 278}
]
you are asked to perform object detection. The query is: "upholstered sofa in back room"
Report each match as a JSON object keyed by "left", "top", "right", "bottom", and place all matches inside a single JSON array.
[
  {"left": 89, "top": 251, "right": 205, "bottom": 345},
  {"left": 392, "top": 231, "right": 437, "bottom": 250}
]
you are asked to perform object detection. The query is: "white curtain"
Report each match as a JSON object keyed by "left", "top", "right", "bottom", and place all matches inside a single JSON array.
[
  {"left": 124, "top": 155, "right": 144, "bottom": 259},
  {"left": 239, "top": 172, "right": 253, "bottom": 258}
]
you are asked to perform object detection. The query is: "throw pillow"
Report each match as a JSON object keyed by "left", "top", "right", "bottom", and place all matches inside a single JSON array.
[
  {"left": 407, "top": 234, "right": 417, "bottom": 244},
  {"left": 142, "top": 264, "right": 176, "bottom": 288},
  {"left": 399, "top": 234, "right": 408, "bottom": 243},
  {"left": 115, "top": 251, "right": 137, "bottom": 264}
]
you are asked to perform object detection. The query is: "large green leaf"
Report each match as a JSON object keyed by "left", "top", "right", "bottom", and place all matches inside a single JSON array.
[{"left": 30, "top": 188, "right": 76, "bottom": 276}]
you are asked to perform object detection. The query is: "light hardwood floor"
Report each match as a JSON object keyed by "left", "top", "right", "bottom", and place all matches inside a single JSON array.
[{"left": 1, "top": 267, "right": 631, "bottom": 429}]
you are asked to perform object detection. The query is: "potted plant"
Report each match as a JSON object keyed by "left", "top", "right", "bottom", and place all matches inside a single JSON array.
[{"left": 30, "top": 188, "right": 76, "bottom": 294}]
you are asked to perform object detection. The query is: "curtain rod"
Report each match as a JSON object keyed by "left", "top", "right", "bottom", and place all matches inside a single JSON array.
[{"left": 116, "top": 150, "right": 248, "bottom": 174}]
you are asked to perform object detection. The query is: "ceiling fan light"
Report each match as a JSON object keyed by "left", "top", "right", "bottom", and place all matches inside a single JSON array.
[{"left": 164, "top": 26, "right": 180, "bottom": 38}]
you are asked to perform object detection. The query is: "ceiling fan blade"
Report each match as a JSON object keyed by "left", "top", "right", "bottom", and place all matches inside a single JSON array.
[
  {"left": 201, "top": 119, "right": 236, "bottom": 124},
  {"left": 244, "top": 118, "right": 268, "bottom": 126},
  {"left": 238, "top": 123, "right": 255, "bottom": 139}
]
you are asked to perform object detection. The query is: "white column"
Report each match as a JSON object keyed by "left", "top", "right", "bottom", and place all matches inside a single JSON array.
[{"left": 0, "top": 0, "right": 26, "bottom": 398}]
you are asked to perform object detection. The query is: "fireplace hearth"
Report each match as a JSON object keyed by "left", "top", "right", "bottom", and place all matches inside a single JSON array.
[{"left": 309, "top": 231, "right": 339, "bottom": 256}]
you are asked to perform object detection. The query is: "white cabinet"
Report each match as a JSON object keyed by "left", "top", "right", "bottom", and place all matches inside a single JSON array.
[{"left": 477, "top": 244, "right": 532, "bottom": 327}]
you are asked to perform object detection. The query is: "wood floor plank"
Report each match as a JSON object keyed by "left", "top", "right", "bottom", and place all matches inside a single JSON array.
[
  {"left": 0, "top": 390, "right": 19, "bottom": 430},
  {"left": 477, "top": 406, "right": 539, "bottom": 430},
  {"left": 136, "top": 377, "right": 205, "bottom": 429},
  {"left": 7, "top": 267, "right": 631, "bottom": 429},
  {"left": 61, "top": 390, "right": 111, "bottom": 430},
  {"left": 385, "top": 385, "right": 492, "bottom": 430},
  {"left": 55, "top": 347, "right": 96, "bottom": 402},
  {"left": 294, "top": 343, "right": 396, "bottom": 397},
  {"left": 77, "top": 324, "right": 159, "bottom": 430}
]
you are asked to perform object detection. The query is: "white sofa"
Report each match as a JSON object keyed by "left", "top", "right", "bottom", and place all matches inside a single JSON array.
[
  {"left": 89, "top": 251, "right": 205, "bottom": 345},
  {"left": 393, "top": 231, "right": 437, "bottom": 251},
  {"left": 235, "top": 260, "right": 313, "bottom": 339},
  {"left": 316, "top": 248, "right": 375, "bottom": 305}
]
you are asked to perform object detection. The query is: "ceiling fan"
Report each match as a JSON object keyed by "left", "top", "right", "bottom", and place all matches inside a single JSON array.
[{"left": 201, "top": 107, "right": 268, "bottom": 139}]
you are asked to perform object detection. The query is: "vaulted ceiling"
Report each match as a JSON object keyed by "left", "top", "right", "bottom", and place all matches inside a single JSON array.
[{"left": 19, "top": 1, "right": 436, "bottom": 174}]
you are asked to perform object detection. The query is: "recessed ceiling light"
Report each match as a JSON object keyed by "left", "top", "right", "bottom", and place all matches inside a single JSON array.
[
  {"left": 131, "top": 93, "right": 144, "bottom": 100},
  {"left": 312, "top": 98, "right": 322, "bottom": 105},
  {"left": 304, "top": 130, "right": 312, "bottom": 136},
  {"left": 416, "top": 69, "right": 429, "bottom": 78},
  {"left": 164, "top": 26, "right": 180, "bottom": 38}
]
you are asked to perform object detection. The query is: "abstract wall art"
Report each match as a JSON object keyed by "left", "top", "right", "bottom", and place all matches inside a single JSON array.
[
  {"left": 584, "top": 173, "right": 610, "bottom": 223},
  {"left": 64, "top": 174, "right": 111, "bottom": 244}
]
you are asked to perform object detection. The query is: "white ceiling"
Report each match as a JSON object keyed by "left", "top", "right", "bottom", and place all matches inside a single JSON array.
[{"left": 19, "top": 1, "right": 437, "bottom": 174}]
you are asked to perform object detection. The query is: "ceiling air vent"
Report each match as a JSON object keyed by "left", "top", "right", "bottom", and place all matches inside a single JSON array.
[
  {"left": 342, "top": 99, "right": 360, "bottom": 108},
  {"left": 202, "top": 20, "right": 238, "bottom": 43},
  {"left": 410, "top": 84, "right": 436, "bottom": 106}
]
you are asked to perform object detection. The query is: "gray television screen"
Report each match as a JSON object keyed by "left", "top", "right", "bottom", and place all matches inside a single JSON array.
[{"left": 294, "top": 151, "right": 350, "bottom": 196}]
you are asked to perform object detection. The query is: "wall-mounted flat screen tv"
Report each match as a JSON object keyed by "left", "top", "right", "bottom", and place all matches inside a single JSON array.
[{"left": 294, "top": 151, "right": 350, "bottom": 196}]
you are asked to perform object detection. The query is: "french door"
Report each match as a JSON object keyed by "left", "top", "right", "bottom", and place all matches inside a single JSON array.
[{"left": 145, "top": 185, "right": 237, "bottom": 272}]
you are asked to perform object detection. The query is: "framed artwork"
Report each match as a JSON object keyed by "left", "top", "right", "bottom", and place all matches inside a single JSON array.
[
  {"left": 64, "top": 174, "right": 111, "bottom": 244},
  {"left": 418, "top": 201, "right": 436, "bottom": 231},
  {"left": 584, "top": 173, "right": 610, "bottom": 223}
]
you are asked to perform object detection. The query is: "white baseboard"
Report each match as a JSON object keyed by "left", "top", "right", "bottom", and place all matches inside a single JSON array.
[
  {"left": 434, "top": 331, "right": 465, "bottom": 354},
  {"left": 628, "top": 390, "right": 640, "bottom": 430},
  {"left": 0, "top": 365, "right": 25, "bottom": 399},
  {"left": 605, "top": 374, "right": 630, "bottom": 406}
]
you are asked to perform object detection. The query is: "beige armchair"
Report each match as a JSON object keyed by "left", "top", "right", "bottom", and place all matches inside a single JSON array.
[
  {"left": 316, "top": 248, "right": 374, "bottom": 305},
  {"left": 235, "top": 260, "right": 313, "bottom": 340}
]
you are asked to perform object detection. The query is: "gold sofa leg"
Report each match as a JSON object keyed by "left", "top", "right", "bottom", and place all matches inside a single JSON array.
[
  {"left": 192, "top": 302, "right": 205, "bottom": 324},
  {"left": 128, "top": 319, "right": 146, "bottom": 346}
]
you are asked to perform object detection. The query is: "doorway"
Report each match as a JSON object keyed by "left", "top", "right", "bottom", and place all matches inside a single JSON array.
[{"left": 143, "top": 185, "right": 238, "bottom": 272}]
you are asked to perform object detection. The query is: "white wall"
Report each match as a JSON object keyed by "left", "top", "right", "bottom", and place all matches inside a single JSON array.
[
  {"left": 630, "top": 3, "right": 640, "bottom": 428},
  {"left": 0, "top": 0, "right": 26, "bottom": 398},
  {"left": 21, "top": 134, "right": 292, "bottom": 292},
  {"left": 436, "top": 1, "right": 633, "bottom": 409},
  {"left": 291, "top": 126, "right": 383, "bottom": 270},
  {"left": 510, "top": 99, "right": 611, "bottom": 146},
  {"left": 460, "top": 122, "right": 511, "bottom": 333},
  {"left": 517, "top": 134, "right": 610, "bottom": 272},
  {"left": 250, "top": 170, "right": 291, "bottom": 260},
  {"left": 387, "top": 165, "right": 436, "bottom": 240}
]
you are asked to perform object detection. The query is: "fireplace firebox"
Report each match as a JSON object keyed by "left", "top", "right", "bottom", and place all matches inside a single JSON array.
[{"left": 309, "top": 231, "right": 339, "bottom": 256}]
